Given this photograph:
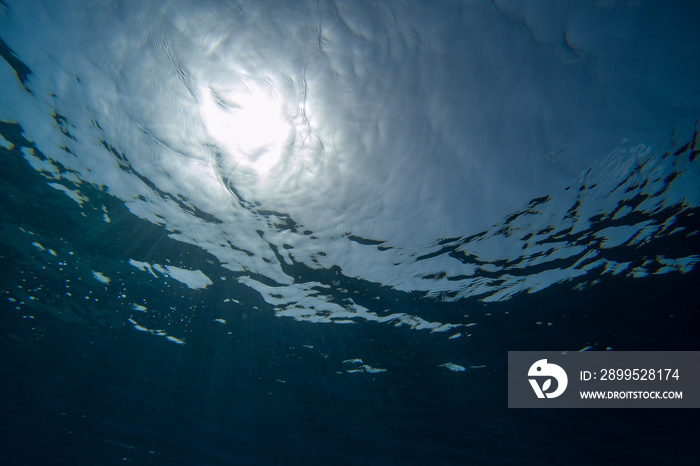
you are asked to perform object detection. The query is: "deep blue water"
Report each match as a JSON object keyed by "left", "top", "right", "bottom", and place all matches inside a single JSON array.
[{"left": 2, "top": 0, "right": 700, "bottom": 464}]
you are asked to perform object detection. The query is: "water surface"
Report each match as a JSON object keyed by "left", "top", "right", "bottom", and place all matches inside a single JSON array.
[{"left": 1, "top": 0, "right": 699, "bottom": 464}]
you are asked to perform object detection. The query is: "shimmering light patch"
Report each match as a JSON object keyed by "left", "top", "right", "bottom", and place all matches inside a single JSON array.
[
  {"left": 129, "top": 259, "right": 212, "bottom": 289},
  {"left": 0, "top": 133, "right": 12, "bottom": 150},
  {"left": 440, "top": 363, "right": 466, "bottom": 372},
  {"left": 655, "top": 255, "right": 699, "bottom": 274},
  {"left": 128, "top": 259, "right": 159, "bottom": 278},
  {"left": 128, "top": 318, "right": 151, "bottom": 333},
  {"left": 342, "top": 359, "right": 387, "bottom": 374},
  {"left": 199, "top": 80, "right": 293, "bottom": 181},
  {"left": 128, "top": 318, "right": 184, "bottom": 345},
  {"left": 92, "top": 271, "right": 110, "bottom": 284},
  {"left": 47, "top": 183, "right": 87, "bottom": 205},
  {"left": 165, "top": 335, "right": 185, "bottom": 345},
  {"left": 164, "top": 265, "right": 212, "bottom": 290}
]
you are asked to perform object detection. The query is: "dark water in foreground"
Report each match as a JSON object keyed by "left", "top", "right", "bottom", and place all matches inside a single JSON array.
[{"left": 1, "top": 131, "right": 699, "bottom": 464}]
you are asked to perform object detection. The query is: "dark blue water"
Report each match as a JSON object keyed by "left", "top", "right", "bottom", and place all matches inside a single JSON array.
[{"left": 2, "top": 1, "right": 700, "bottom": 464}]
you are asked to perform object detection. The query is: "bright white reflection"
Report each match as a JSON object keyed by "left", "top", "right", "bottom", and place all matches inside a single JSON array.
[{"left": 199, "top": 80, "right": 294, "bottom": 180}]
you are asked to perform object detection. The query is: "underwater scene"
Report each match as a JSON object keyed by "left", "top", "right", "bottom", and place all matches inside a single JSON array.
[{"left": 1, "top": 0, "right": 699, "bottom": 464}]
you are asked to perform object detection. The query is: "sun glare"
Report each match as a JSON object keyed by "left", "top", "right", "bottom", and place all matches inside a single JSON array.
[{"left": 199, "top": 81, "right": 293, "bottom": 180}]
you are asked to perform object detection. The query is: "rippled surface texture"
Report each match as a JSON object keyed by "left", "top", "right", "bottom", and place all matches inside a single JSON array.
[{"left": 2, "top": 0, "right": 699, "bottom": 464}]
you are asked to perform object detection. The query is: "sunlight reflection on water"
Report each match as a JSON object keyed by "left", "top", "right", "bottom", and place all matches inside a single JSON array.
[{"left": 0, "top": 0, "right": 698, "bottom": 339}]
